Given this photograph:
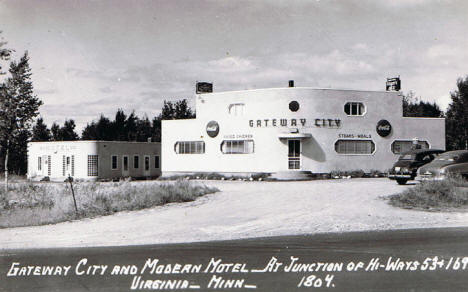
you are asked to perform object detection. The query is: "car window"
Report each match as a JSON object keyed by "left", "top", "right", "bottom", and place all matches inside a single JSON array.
[
  {"left": 457, "top": 153, "right": 468, "bottom": 163},
  {"left": 399, "top": 154, "right": 414, "bottom": 160},
  {"left": 421, "top": 154, "right": 434, "bottom": 162},
  {"left": 436, "top": 153, "right": 457, "bottom": 161}
]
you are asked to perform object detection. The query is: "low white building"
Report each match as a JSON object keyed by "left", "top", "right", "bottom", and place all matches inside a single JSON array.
[
  {"left": 27, "top": 141, "right": 161, "bottom": 181},
  {"left": 161, "top": 83, "right": 445, "bottom": 178}
]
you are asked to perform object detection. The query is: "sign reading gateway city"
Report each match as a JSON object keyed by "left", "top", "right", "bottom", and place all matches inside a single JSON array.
[
  {"left": 376, "top": 120, "right": 392, "bottom": 137},
  {"left": 206, "top": 121, "right": 220, "bottom": 138},
  {"left": 249, "top": 118, "right": 341, "bottom": 128}
]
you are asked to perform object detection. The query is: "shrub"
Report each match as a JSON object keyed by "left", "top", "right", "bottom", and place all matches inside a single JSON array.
[{"left": 387, "top": 176, "right": 468, "bottom": 210}]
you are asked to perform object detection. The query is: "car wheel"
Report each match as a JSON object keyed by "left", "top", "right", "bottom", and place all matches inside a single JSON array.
[{"left": 396, "top": 179, "right": 408, "bottom": 185}]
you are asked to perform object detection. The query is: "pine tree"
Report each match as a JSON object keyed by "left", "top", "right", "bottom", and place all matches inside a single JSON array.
[
  {"left": 446, "top": 76, "right": 468, "bottom": 150},
  {"left": 0, "top": 51, "right": 42, "bottom": 189},
  {"left": 31, "top": 117, "right": 51, "bottom": 141},
  {"left": 58, "top": 119, "right": 79, "bottom": 141},
  {"left": 113, "top": 109, "right": 127, "bottom": 141},
  {"left": 0, "top": 31, "right": 11, "bottom": 75},
  {"left": 51, "top": 122, "right": 60, "bottom": 141},
  {"left": 402, "top": 91, "right": 443, "bottom": 118}
]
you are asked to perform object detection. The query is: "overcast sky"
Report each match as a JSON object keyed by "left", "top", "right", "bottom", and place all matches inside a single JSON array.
[{"left": 1, "top": 0, "right": 467, "bottom": 132}]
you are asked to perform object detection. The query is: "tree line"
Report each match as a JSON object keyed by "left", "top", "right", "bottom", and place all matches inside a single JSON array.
[{"left": 31, "top": 99, "right": 195, "bottom": 143}]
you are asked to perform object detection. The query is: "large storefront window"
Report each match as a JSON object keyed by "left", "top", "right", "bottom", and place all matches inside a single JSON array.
[
  {"left": 221, "top": 140, "right": 254, "bottom": 154},
  {"left": 175, "top": 141, "right": 205, "bottom": 154},
  {"left": 344, "top": 102, "right": 365, "bottom": 116},
  {"left": 335, "top": 140, "right": 375, "bottom": 154},
  {"left": 391, "top": 140, "right": 429, "bottom": 154}
]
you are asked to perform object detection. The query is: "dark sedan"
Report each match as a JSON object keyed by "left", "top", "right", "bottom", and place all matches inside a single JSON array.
[
  {"left": 388, "top": 149, "right": 445, "bottom": 185},
  {"left": 417, "top": 150, "right": 468, "bottom": 181}
]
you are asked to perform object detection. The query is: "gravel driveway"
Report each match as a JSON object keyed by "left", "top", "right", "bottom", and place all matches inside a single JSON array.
[{"left": 1, "top": 178, "right": 468, "bottom": 249}]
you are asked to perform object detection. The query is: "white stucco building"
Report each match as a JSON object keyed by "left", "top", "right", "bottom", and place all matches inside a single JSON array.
[
  {"left": 27, "top": 141, "right": 161, "bottom": 181},
  {"left": 161, "top": 84, "right": 445, "bottom": 178}
]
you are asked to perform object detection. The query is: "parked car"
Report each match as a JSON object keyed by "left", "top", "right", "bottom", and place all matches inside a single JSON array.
[
  {"left": 417, "top": 150, "right": 468, "bottom": 181},
  {"left": 388, "top": 149, "right": 445, "bottom": 185}
]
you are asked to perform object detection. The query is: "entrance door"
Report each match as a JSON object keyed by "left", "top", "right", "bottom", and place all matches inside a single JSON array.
[
  {"left": 122, "top": 155, "right": 129, "bottom": 177},
  {"left": 62, "top": 155, "right": 74, "bottom": 177},
  {"left": 144, "top": 155, "right": 150, "bottom": 177},
  {"left": 288, "top": 140, "right": 301, "bottom": 170}
]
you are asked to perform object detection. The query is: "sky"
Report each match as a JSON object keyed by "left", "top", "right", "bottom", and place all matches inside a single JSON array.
[{"left": 0, "top": 0, "right": 467, "bottom": 132}]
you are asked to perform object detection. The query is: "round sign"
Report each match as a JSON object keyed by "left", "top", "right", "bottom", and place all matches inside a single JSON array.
[
  {"left": 376, "top": 119, "right": 392, "bottom": 137},
  {"left": 206, "top": 121, "right": 219, "bottom": 138}
]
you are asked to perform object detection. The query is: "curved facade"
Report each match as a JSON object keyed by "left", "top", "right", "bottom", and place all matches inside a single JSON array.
[{"left": 162, "top": 87, "right": 445, "bottom": 175}]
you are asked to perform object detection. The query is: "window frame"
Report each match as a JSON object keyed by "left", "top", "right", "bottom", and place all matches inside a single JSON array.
[
  {"left": 154, "top": 155, "right": 160, "bottom": 169},
  {"left": 87, "top": 155, "right": 99, "bottom": 177},
  {"left": 133, "top": 155, "right": 139, "bottom": 169},
  {"left": 220, "top": 139, "right": 255, "bottom": 154},
  {"left": 111, "top": 155, "right": 118, "bottom": 170},
  {"left": 391, "top": 140, "right": 430, "bottom": 155},
  {"left": 228, "top": 103, "right": 245, "bottom": 116},
  {"left": 174, "top": 141, "right": 206, "bottom": 154},
  {"left": 344, "top": 101, "right": 366, "bottom": 117},
  {"left": 334, "top": 139, "right": 376, "bottom": 155}
]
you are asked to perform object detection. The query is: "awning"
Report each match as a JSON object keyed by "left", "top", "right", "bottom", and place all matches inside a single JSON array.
[{"left": 277, "top": 132, "right": 312, "bottom": 139}]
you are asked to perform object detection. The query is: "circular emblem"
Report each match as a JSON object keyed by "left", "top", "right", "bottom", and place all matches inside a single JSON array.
[
  {"left": 376, "top": 119, "right": 392, "bottom": 137},
  {"left": 206, "top": 121, "right": 219, "bottom": 138},
  {"left": 289, "top": 101, "right": 300, "bottom": 112}
]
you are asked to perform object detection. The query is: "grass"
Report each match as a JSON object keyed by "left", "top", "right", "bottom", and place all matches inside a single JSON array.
[
  {"left": 0, "top": 180, "right": 219, "bottom": 228},
  {"left": 387, "top": 176, "right": 468, "bottom": 211}
]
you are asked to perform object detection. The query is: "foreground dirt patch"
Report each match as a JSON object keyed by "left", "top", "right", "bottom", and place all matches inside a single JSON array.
[{"left": 1, "top": 178, "right": 468, "bottom": 249}]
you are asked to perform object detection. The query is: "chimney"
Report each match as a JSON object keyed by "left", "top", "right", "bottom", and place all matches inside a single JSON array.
[{"left": 288, "top": 80, "right": 294, "bottom": 87}]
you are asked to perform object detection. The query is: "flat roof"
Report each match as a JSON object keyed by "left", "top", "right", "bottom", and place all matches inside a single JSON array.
[
  {"left": 197, "top": 86, "right": 400, "bottom": 96},
  {"left": 28, "top": 140, "right": 160, "bottom": 144}
]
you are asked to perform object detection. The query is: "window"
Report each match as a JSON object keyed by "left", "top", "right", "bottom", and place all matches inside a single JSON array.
[
  {"left": 289, "top": 101, "right": 300, "bottom": 112},
  {"left": 335, "top": 140, "right": 375, "bottom": 154},
  {"left": 47, "top": 156, "right": 51, "bottom": 176},
  {"left": 144, "top": 156, "right": 150, "bottom": 171},
  {"left": 133, "top": 155, "right": 139, "bottom": 169},
  {"left": 38, "top": 157, "right": 42, "bottom": 171},
  {"left": 71, "top": 155, "right": 74, "bottom": 176},
  {"left": 344, "top": 102, "right": 365, "bottom": 116},
  {"left": 391, "top": 140, "right": 429, "bottom": 154},
  {"left": 111, "top": 155, "right": 118, "bottom": 170},
  {"left": 154, "top": 155, "right": 160, "bottom": 169},
  {"left": 228, "top": 103, "right": 245, "bottom": 116},
  {"left": 221, "top": 140, "right": 254, "bottom": 154},
  {"left": 175, "top": 141, "right": 205, "bottom": 154},
  {"left": 87, "top": 155, "right": 98, "bottom": 176}
]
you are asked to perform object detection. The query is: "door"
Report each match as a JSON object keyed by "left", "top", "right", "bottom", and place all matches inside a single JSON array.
[
  {"left": 65, "top": 156, "right": 72, "bottom": 177},
  {"left": 288, "top": 140, "right": 301, "bottom": 170},
  {"left": 39, "top": 155, "right": 48, "bottom": 176},
  {"left": 62, "top": 155, "right": 74, "bottom": 177},
  {"left": 144, "top": 155, "right": 150, "bottom": 177},
  {"left": 122, "top": 155, "right": 129, "bottom": 177}
]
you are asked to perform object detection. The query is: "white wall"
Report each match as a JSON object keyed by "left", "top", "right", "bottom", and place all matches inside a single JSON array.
[
  {"left": 27, "top": 141, "right": 161, "bottom": 180},
  {"left": 162, "top": 87, "right": 445, "bottom": 174}
]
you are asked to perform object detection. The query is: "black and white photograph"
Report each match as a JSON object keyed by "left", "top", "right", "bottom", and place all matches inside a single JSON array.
[{"left": 1, "top": 0, "right": 468, "bottom": 290}]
